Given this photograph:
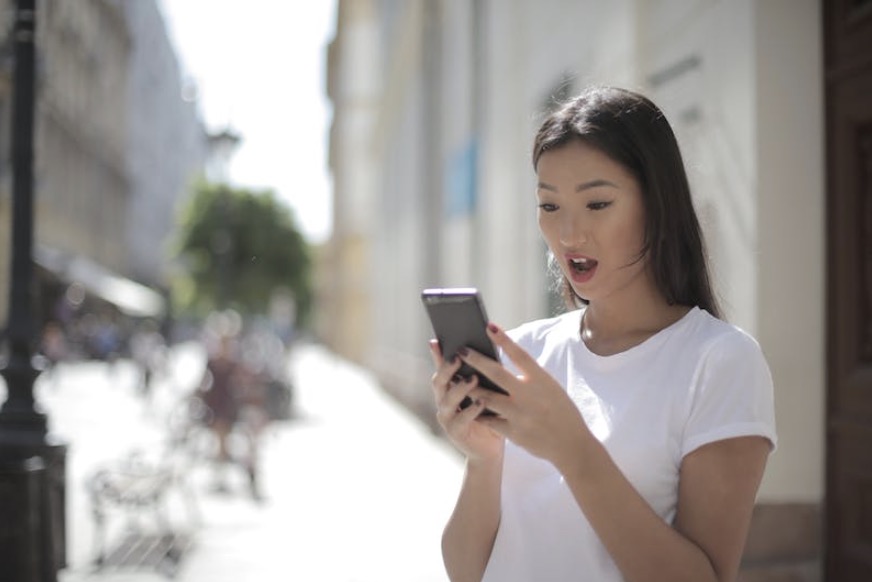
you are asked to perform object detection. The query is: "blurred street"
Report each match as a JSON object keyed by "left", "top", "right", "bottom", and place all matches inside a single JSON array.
[{"left": 36, "top": 340, "right": 462, "bottom": 582}]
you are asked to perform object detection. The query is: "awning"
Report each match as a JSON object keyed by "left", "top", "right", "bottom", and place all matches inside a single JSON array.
[{"left": 35, "top": 246, "right": 166, "bottom": 319}]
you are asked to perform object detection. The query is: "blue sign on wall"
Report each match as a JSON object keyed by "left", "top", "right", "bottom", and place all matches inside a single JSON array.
[{"left": 445, "top": 139, "right": 478, "bottom": 218}]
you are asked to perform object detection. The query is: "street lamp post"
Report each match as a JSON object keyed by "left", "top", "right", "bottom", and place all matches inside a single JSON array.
[
  {"left": 207, "top": 128, "right": 241, "bottom": 309},
  {"left": 0, "top": 0, "right": 67, "bottom": 580}
]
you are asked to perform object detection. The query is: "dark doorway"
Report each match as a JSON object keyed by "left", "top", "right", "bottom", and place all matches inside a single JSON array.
[{"left": 824, "top": 1, "right": 872, "bottom": 580}]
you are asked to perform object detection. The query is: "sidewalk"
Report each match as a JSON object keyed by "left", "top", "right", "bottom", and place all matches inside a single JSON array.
[{"left": 40, "top": 340, "right": 463, "bottom": 582}]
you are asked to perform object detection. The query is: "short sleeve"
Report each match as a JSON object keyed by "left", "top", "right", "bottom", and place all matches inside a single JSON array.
[{"left": 681, "top": 331, "right": 777, "bottom": 458}]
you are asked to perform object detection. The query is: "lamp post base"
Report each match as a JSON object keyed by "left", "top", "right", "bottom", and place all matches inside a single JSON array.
[{"left": 0, "top": 441, "right": 67, "bottom": 582}]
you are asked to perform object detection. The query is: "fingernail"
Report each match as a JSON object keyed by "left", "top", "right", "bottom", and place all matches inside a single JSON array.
[{"left": 487, "top": 323, "right": 499, "bottom": 333}]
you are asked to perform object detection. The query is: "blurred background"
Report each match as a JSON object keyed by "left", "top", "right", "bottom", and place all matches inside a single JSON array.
[{"left": 0, "top": 1, "right": 869, "bottom": 581}]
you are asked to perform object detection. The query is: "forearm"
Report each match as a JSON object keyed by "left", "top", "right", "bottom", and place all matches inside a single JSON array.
[
  {"left": 442, "top": 455, "right": 503, "bottom": 582},
  {"left": 557, "top": 440, "right": 717, "bottom": 582}
]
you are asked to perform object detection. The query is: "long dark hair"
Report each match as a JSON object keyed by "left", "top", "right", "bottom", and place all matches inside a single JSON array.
[{"left": 533, "top": 86, "right": 721, "bottom": 319}]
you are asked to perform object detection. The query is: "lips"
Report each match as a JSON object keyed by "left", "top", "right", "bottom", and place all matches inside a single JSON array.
[{"left": 566, "top": 255, "right": 598, "bottom": 283}]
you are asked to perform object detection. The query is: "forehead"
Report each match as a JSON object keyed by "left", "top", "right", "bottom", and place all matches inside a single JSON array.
[{"left": 536, "top": 140, "right": 633, "bottom": 182}]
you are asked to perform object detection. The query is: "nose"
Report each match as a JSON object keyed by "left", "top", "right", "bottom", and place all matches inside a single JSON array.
[{"left": 558, "top": 211, "right": 588, "bottom": 248}]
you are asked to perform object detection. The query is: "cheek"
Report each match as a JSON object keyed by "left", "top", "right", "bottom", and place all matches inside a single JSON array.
[
  {"left": 604, "top": 211, "right": 647, "bottom": 263},
  {"left": 629, "top": 209, "right": 648, "bottom": 253},
  {"left": 618, "top": 222, "right": 646, "bottom": 254},
  {"left": 538, "top": 215, "right": 558, "bottom": 248}
]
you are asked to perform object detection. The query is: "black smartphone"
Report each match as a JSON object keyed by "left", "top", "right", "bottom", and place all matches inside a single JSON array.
[{"left": 421, "top": 288, "right": 509, "bottom": 409}]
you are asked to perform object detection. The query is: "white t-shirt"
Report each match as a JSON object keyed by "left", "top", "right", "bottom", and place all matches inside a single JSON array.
[{"left": 481, "top": 307, "right": 777, "bottom": 582}]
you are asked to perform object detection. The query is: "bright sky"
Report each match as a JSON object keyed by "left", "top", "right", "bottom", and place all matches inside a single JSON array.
[{"left": 158, "top": 0, "right": 337, "bottom": 245}]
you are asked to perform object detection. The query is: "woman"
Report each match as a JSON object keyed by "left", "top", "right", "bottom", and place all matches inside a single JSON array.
[
  {"left": 198, "top": 329, "right": 249, "bottom": 492},
  {"left": 429, "top": 86, "right": 776, "bottom": 582}
]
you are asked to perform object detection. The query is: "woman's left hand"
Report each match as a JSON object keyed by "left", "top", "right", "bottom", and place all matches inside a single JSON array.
[{"left": 461, "top": 323, "right": 589, "bottom": 467}]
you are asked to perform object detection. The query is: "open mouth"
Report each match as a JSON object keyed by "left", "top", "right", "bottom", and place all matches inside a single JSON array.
[{"left": 569, "top": 256, "right": 598, "bottom": 274}]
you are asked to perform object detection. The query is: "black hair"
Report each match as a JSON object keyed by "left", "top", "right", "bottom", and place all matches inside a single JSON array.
[{"left": 532, "top": 85, "right": 721, "bottom": 318}]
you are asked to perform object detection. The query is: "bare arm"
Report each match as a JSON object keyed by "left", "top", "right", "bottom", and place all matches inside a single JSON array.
[
  {"left": 556, "top": 435, "right": 769, "bottom": 582},
  {"left": 442, "top": 454, "right": 503, "bottom": 582},
  {"left": 429, "top": 340, "right": 505, "bottom": 582}
]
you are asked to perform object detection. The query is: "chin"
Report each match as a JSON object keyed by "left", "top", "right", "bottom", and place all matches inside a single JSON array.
[{"left": 567, "top": 283, "right": 591, "bottom": 305}]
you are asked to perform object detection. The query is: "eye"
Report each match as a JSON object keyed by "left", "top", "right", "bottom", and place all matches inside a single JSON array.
[
  {"left": 587, "top": 201, "right": 612, "bottom": 211},
  {"left": 538, "top": 203, "right": 559, "bottom": 212}
]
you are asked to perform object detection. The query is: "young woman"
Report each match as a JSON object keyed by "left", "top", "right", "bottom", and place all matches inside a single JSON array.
[{"left": 429, "top": 86, "right": 776, "bottom": 582}]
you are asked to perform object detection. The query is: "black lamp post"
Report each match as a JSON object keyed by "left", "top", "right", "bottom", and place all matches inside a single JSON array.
[{"left": 0, "top": 0, "right": 67, "bottom": 579}]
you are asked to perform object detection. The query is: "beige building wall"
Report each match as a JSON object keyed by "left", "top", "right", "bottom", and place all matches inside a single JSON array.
[
  {"left": 327, "top": 3, "right": 827, "bottom": 575},
  {"left": 323, "top": 0, "right": 380, "bottom": 363},
  {"left": 0, "top": 0, "right": 131, "bottom": 321},
  {"left": 754, "top": 0, "right": 825, "bottom": 504},
  {"left": 36, "top": 1, "right": 131, "bottom": 272},
  {"left": 0, "top": 1, "right": 205, "bottom": 328}
]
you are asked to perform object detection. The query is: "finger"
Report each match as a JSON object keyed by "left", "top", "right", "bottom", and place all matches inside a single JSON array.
[
  {"left": 429, "top": 338, "right": 464, "bottom": 393},
  {"left": 468, "top": 386, "right": 512, "bottom": 418},
  {"left": 475, "top": 413, "right": 509, "bottom": 436},
  {"left": 451, "top": 396, "right": 488, "bottom": 426},
  {"left": 442, "top": 375, "right": 479, "bottom": 413},
  {"left": 436, "top": 376, "right": 478, "bottom": 426},
  {"left": 430, "top": 351, "right": 462, "bottom": 392},
  {"left": 486, "top": 323, "right": 541, "bottom": 376},
  {"left": 458, "top": 347, "right": 515, "bottom": 391},
  {"left": 428, "top": 338, "right": 443, "bottom": 368},
  {"left": 440, "top": 398, "right": 489, "bottom": 442}
]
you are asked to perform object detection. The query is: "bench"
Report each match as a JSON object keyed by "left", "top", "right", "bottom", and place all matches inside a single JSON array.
[{"left": 86, "top": 397, "right": 207, "bottom": 578}]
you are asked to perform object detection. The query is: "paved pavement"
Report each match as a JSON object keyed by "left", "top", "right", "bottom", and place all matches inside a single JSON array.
[{"left": 34, "top": 340, "right": 463, "bottom": 582}]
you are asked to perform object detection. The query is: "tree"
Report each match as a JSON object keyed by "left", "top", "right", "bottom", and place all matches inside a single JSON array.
[{"left": 171, "top": 181, "right": 313, "bottom": 327}]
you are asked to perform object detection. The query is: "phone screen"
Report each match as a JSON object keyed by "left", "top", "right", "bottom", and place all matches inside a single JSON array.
[{"left": 421, "top": 288, "right": 507, "bottom": 397}]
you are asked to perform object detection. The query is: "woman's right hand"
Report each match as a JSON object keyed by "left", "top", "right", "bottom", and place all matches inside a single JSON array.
[{"left": 429, "top": 339, "right": 504, "bottom": 462}]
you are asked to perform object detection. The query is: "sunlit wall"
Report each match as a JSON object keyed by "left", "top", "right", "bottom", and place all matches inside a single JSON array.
[{"left": 327, "top": 0, "right": 826, "bottom": 514}]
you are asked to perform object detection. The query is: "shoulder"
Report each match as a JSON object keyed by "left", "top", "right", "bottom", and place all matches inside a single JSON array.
[
  {"left": 679, "top": 310, "right": 777, "bottom": 453},
  {"left": 680, "top": 309, "right": 774, "bottom": 409},
  {"left": 683, "top": 309, "right": 766, "bottom": 365}
]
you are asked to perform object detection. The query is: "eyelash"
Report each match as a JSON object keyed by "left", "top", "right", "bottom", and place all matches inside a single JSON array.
[{"left": 537, "top": 201, "right": 612, "bottom": 212}]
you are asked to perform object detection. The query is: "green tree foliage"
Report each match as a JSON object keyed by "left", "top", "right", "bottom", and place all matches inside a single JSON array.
[{"left": 172, "top": 181, "right": 313, "bottom": 326}]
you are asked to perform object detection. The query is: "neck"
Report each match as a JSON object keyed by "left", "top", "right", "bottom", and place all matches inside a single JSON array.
[{"left": 580, "top": 290, "right": 691, "bottom": 354}]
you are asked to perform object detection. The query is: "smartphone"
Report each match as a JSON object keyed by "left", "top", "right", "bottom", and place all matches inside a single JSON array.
[{"left": 421, "top": 288, "right": 508, "bottom": 409}]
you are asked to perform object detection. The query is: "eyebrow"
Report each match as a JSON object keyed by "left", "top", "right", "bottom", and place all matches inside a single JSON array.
[{"left": 537, "top": 179, "right": 620, "bottom": 193}]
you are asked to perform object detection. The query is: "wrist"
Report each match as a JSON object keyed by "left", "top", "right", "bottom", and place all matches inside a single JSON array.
[
  {"left": 551, "top": 429, "right": 605, "bottom": 481},
  {"left": 467, "top": 446, "right": 504, "bottom": 472}
]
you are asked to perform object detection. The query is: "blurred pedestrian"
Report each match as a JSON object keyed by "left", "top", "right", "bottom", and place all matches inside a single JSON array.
[
  {"left": 428, "top": 86, "right": 777, "bottom": 582},
  {"left": 130, "top": 319, "right": 166, "bottom": 403},
  {"left": 198, "top": 328, "right": 242, "bottom": 492},
  {"left": 39, "top": 320, "right": 68, "bottom": 385},
  {"left": 41, "top": 320, "right": 67, "bottom": 366},
  {"left": 233, "top": 363, "right": 269, "bottom": 502},
  {"left": 197, "top": 312, "right": 266, "bottom": 500}
]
